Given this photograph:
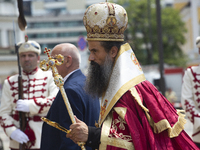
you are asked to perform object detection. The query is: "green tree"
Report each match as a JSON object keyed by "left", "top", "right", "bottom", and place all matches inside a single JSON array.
[{"left": 116, "top": 0, "right": 188, "bottom": 66}]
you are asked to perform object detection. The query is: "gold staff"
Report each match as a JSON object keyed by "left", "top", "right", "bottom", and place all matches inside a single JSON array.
[
  {"left": 41, "top": 117, "right": 70, "bottom": 134},
  {"left": 40, "top": 48, "right": 86, "bottom": 150}
]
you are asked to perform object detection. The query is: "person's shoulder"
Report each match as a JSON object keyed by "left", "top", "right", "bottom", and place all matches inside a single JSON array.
[
  {"left": 74, "top": 69, "right": 86, "bottom": 78},
  {"left": 38, "top": 68, "right": 53, "bottom": 76},
  {"left": 186, "top": 65, "right": 200, "bottom": 72},
  {"left": 192, "top": 65, "right": 200, "bottom": 71},
  {"left": 6, "top": 74, "right": 18, "bottom": 81},
  {"left": 70, "top": 70, "right": 86, "bottom": 82},
  {"left": 65, "top": 75, "right": 85, "bottom": 91},
  {"left": 66, "top": 77, "right": 85, "bottom": 89},
  {"left": 2, "top": 74, "right": 18, "bottom": 86}
]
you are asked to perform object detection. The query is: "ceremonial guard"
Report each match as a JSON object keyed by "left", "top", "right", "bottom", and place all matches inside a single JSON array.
[
  {"left": 181, "top": 36, "right": 200, "bottom": 148},
  {"left": 0, "top": 38, "right": 58, "bottom": 150}
]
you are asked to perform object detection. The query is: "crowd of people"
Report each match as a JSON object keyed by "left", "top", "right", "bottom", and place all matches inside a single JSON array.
[{"left": 0, "top": 1, "right": 200, "bottom": 150}]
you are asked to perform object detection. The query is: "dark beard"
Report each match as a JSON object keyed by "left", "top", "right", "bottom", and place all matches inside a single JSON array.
[{"left": 85, "top": 55, "right": 113, "bottom": 98}]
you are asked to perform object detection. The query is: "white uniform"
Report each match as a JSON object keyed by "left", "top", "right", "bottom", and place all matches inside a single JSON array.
[
  {"left": 0, "top": 67, "right": 58, "bottom": 149},
  {"left": 181, "top": 65, "right": 200, "bottom": 143}
]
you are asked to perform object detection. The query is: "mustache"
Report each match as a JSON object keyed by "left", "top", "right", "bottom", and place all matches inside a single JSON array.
[{"left": 90, "top": 61, "right": 98, "bottom": 66}]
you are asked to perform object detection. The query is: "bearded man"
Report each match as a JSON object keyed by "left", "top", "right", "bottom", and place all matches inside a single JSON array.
[
  {"left": 67, "top": 2, "right": 199, "bottom": 150},
  {"left": 85, "top": 41, "right": 122, "bottom": 99}
]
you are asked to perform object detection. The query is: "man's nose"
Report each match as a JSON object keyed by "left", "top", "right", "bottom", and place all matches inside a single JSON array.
[
  {"left": 88, "top": 54, "right": 94, "bottom": 61},
  {"left": 24, "top": 55, "right": 30, "bottom": 60}
]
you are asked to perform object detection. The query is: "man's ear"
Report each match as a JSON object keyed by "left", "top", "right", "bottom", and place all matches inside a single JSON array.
[
  {"left": 37, "top": 55, "right": 40, "bottom": 63},
  {"left": 110, "top": 46, "right": 118, "bottom": 58},
  {"left": 66, "top": 56, "right": 72, "bottom": 67}
]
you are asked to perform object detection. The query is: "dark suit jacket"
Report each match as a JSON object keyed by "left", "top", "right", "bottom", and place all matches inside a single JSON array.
[{"left": 40, "top": 69, "right": 100, "bottom": 150}]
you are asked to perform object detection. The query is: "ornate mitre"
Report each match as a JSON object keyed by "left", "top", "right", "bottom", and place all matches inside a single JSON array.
[{"left": 83, "top": 2, "right": 128, "bottom": 41}]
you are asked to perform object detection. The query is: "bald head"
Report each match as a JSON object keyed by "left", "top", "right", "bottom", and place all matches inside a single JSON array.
[{"left": 51, "top": 43, "right": 81, "bottom": 77}]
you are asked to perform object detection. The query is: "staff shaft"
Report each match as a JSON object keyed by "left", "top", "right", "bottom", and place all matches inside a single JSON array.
[{"left": 60, "top": 87, "right": 76, "bottom": 124}]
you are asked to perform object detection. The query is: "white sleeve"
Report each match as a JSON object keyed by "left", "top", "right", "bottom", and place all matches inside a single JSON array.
[
  {"left": 181, "top": 68, "right": 200, "bottom": 130},
  {"left": 0, "top": 79, "right": 17, "bottom": 137}
]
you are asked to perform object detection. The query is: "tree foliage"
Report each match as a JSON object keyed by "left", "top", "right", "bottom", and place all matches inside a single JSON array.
[{"left": 115, "top": 0, "right": 188, "bottom": 66}]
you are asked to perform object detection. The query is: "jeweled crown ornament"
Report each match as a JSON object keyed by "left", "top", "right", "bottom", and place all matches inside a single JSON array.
[{"left": 83, "top": 2, "right": 128, "bottom": 41}]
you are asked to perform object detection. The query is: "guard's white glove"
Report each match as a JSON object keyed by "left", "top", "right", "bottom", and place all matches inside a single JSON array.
[
  {"left": 16, "top": 99, "right": 30, "bottom": 112},
  {"left": 10, "top": 129, "right": 29, "bottom": 144}
]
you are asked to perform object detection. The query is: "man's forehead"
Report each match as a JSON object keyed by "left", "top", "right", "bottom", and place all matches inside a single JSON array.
[
  {"left": 88, "top": 41, "right": 102, "bottom": 49},
  {"left": 88, "top": 40, "right": 101, "bottom": 44},
  {"left": 20, "top": 51, "right": 37, "bottom": 55}
]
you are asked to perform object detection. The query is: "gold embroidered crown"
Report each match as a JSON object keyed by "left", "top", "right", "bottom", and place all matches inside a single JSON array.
[{"left": 83, "top": 2, "right": 128, "bottom": 42}]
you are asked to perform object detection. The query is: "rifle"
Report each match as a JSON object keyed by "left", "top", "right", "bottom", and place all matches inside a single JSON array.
[
  {"left": 15, "top": 0, "right": 28, "bottom": 149},
  {"left": 15, "top": 0, "right": 27, "bottom": 148},
  {"left": 16, "top": 1, "right": 27, "bottom": 149},
  {"left": 13, "top": 22, "right": 27, "bottom": 150}
]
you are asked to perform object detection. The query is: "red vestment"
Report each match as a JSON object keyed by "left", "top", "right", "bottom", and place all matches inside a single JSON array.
[
  {"left": 99, "top": 80, "right": 199, "bottom": 150},
  {"left": 98, "top": 43, "right": 199, "bottom": 150}
]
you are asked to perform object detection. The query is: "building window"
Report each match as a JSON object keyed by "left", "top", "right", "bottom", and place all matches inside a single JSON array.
[
  {"left": 27, "top": 31, "right": 87, "bottom": 39},
  {"left": 27, "top": 20, "right": 83, "bottom": 29},
  {"left": 7, "top": 30, "right": 14, "bottom": 46}
]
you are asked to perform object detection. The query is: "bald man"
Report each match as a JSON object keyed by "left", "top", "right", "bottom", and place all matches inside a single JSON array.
[{"left": 40, "top": 43, "right": 100, "bottom": 150}]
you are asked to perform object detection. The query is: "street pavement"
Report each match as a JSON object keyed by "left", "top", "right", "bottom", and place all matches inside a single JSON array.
[{"left": 0, "top": 116, "right": 194, "bottom": 150}]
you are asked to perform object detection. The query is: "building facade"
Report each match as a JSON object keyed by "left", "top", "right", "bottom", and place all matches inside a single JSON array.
[
  {"left": 0, "top": 0, "right": 102, "bottom": 88},
  {"left": 0, "top": 0, "right": 200, "bottom": 91},
  {"left": 0, "top": 0, "right": 105, "bottom": 101},
  {"left": 174, "top": 0, "right": 200, "bottom": 66}
]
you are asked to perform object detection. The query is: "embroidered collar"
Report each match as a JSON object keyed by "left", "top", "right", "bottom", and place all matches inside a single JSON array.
[{"left": 23, "top": 67, "right": 38, "bottom": 75}]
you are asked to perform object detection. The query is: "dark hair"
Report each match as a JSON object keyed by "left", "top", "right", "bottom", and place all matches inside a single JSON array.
[{"left": 100, "top": 41, "right": 124, "bottom": 53}]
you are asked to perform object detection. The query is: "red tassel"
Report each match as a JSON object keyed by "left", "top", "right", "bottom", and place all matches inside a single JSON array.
[{"left": 24, "top": 123, "right": 36, "bottom": 149}]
